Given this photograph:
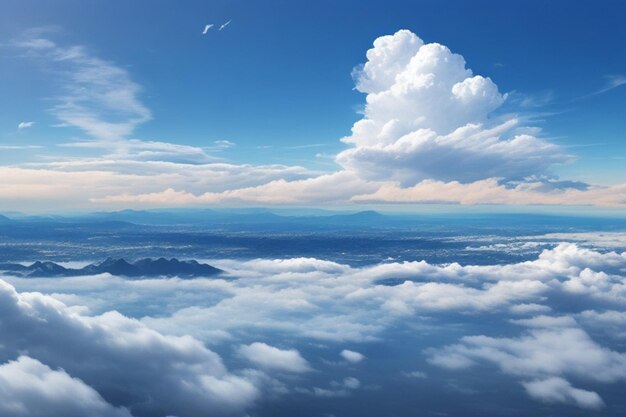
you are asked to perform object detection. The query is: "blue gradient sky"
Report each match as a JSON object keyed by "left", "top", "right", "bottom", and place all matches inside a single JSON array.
[{"left": 0, "top": 0, "right": 625, "bottom": 211}]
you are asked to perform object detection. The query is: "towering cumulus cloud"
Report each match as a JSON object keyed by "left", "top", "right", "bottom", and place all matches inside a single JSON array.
[{"left": 337, "top": 30, "right": 570, "bottom": 185}]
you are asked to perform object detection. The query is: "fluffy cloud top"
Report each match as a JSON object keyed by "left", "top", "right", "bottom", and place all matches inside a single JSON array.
[
  {"left": 340, "top": 349, "right": 365, "bottom": 364},
  {"left": 337, "top": 30, "right": 572, "bottom": 185},
  {"left": 4, "top": 237, "right": 626, "bottom": 411},
  {"left": 523, "top": 377, "right": 605, "bottom": 410},
  {"left": 237, "top": 342, "right": 311, "bottom": 373},
  {"left": 0, "top": 356, "right": 133, "bottom": 417},
  {"left": 427, "top": 315, "right": 626, "bottom": 408},
  {"left": 0, "top": 279, "right": 258, "bottom": 417}
]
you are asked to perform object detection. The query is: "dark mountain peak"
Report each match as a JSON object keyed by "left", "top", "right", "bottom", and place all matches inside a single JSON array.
[
  {"left": 96, "top": 258, "right": 138, "bottom": 276},
  {"left": 0, "top": 258, "right": 222, "bottom": 279},
  {"left": 26, "top": 261, "right": 68, "bottom": 277},
  {"left": 127, "top": 257, "right": 221, "bottom": 277}
]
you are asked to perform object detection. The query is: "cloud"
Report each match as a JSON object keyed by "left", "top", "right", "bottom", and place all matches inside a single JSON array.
[
  {"left": 402, "top": 370, "right": 427, "bottom": 379},
  {"left": 60, "top": 139, "right": 219, "bottom": 164},
  {"left": 0, "top": 163, "right": 314, "bottom": 211},
  {"left": 92, "top": 171, "right": 375, "bottom": 206},
  {"left": 100, "top": 243, "right": 623, "bottom": 345},
  {"left": 0, "top": 279, "right": 258, "bottom": 417},
  {"left": 0, "top": 356, "right": 133, "bottom": 417},
  {"left": 351, "top": 178, "right": 626, "bottom": 207},
  {"left": 340, "top": 349, "right": 365, "bottom": 364},
  {"left": 12, "top": 34, "right": 150, "bottom": 140},
  {"left": 589, "top": 74, "right": 626, "bottom": 97},
  {"left": 237, "top": 342, "right": 311, "bottom": 373},
  {"left": 4, "top": 240, "right": 626, "bottom": 410},
  {"left": 213, "top": 140, "right": 236, "bottom": 149},
  {"left": 426, "top": 315, "right": 626, "bottom": 408},
  {"left": 301, "top": 377, "right": 361, "bottom": 398},
  {"left": 0, "top": 145, "right": 42, "bottom": 150},
  {"left": 338, "top": 30, "right": 572, "bottom": 185},
  {"left": 17, "top": 121, "right": 35, "bottom": 130},
  {"left": 522, "top": 377, "right": 604, "bottom": 409}
]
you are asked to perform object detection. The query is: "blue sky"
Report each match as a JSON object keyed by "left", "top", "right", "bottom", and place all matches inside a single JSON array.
[{"left": 1, "top": 0, "right": 625, "bottom": 211}]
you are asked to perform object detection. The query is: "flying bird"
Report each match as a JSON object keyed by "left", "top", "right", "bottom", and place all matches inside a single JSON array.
[
  {"left": 219, "top": 20, "right": 231, "bottom": 31},
  {"left": 202, "top": 24, "right": 214, "bottom": 34}
]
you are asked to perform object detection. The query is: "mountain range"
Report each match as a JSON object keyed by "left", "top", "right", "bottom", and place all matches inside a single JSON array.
[{"left": 0, "top": 258, "right": 222, "bottom": 278}]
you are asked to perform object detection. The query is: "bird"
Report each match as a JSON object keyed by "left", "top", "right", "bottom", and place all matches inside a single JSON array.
[
  {"left": 202, "top": 24, "right": 214, "bottom": 34},
  {"left": 218, "top": 20, "right": 231, "bottom": 31}
]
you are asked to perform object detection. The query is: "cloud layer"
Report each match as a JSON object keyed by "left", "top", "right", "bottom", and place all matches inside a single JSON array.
[
  {"left": 0, "top": 279, "right": 259, "bottom": 417},
  {"left": 7, "top": 235, "right": 626, "bottom": 410}
]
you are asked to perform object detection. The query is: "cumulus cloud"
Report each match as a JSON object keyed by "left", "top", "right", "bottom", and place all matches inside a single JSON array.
[
  {"left": 522, "top": 377, "right": 605, "bottom": 409},
  {"left": 0, "top": 279, "right": 258, "bottom": 417},
  {"left": 0, "top": 356, "right": 133, "bottom": 417},
  {"left": 426, "top": 315, "right": 626, "bottom": 408},
  {"left": 340, "top": 349, "right": 365, "bottom": 364},
  {"left": 237, "top": 343, "right": 311, "bottom": 373},
  {"left": 338, "top": 30, "right": 572, "bottom": 185}
]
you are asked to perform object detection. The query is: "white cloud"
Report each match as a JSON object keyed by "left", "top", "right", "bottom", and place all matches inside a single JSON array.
[
  {"left": 402, "top": 370, "right": 427, "bottom": 379},
  {"left": 4, "top": 241, "right": 626, "bottom": 410},
  {"left": 92, "top": 171, "right": 375, "bottom": 206},
  {"left": 340, "top": 349, "right": 365, "bottom": 364},
  {"left": 0, "top": 279, "right": 258, "bottom": 417},
  {"left": 8, "top": 243, "right": 625, "bottom": 348},
  {"left": 338, "top": 30, "right": 572, "bottom": 185},
  {"left": 0, "top": 162, "right": 315, "bottom": 211},
  {"left": 426, "top": 315, "right": 626, "bottom": 408},
  {"left": 23, "top": 243, "right": 603, "bottom": 346},
  {"left": 13, "top": 35, "right": 150, "bottom": 140},
  {"left": 351, "top": 178, "right": 626, "bottom": 207},
  {"left": 213, "top": 140, "right": 236, "bottom": 149},
  {"left": 237, "top": 342, "right": 311, "bottom": 373},
  {"left": 17, "top": 121, "right": 35, "bottom": 130},
  {"left": 303, "top": 377, "right": 361, "bottom": 398},
  {"left": 0, "top": 356, "right": 133, "bottom": 417},
  {"left": 522, "top": 377, "right": 604, "bottom": 409}
]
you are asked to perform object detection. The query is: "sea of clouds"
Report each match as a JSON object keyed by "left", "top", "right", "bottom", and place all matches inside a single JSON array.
[{"left": 1, "top": 235, "right": 625, "bottom": 416}]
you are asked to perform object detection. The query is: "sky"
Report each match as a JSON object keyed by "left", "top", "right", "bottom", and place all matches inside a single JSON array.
[{"left": 1, "top": 0, "right": 626, "bottom": 212}]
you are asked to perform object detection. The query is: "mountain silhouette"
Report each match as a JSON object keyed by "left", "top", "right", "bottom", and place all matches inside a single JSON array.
[{"left": 0, "top": 258, "right": 222, "bottom": 278}]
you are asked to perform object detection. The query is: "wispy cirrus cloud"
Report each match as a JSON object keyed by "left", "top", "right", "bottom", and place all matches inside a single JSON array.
[
  {"left": 593, "top": 74, "right": 626, "bottom": 96},
  {"left": 12, "top": 30, "right": 151, "bottom": 141}
]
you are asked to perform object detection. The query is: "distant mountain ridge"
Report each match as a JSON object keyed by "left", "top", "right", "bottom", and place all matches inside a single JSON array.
[{"left": 0, "top": 258, "right": 222, "bottom": 278}]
